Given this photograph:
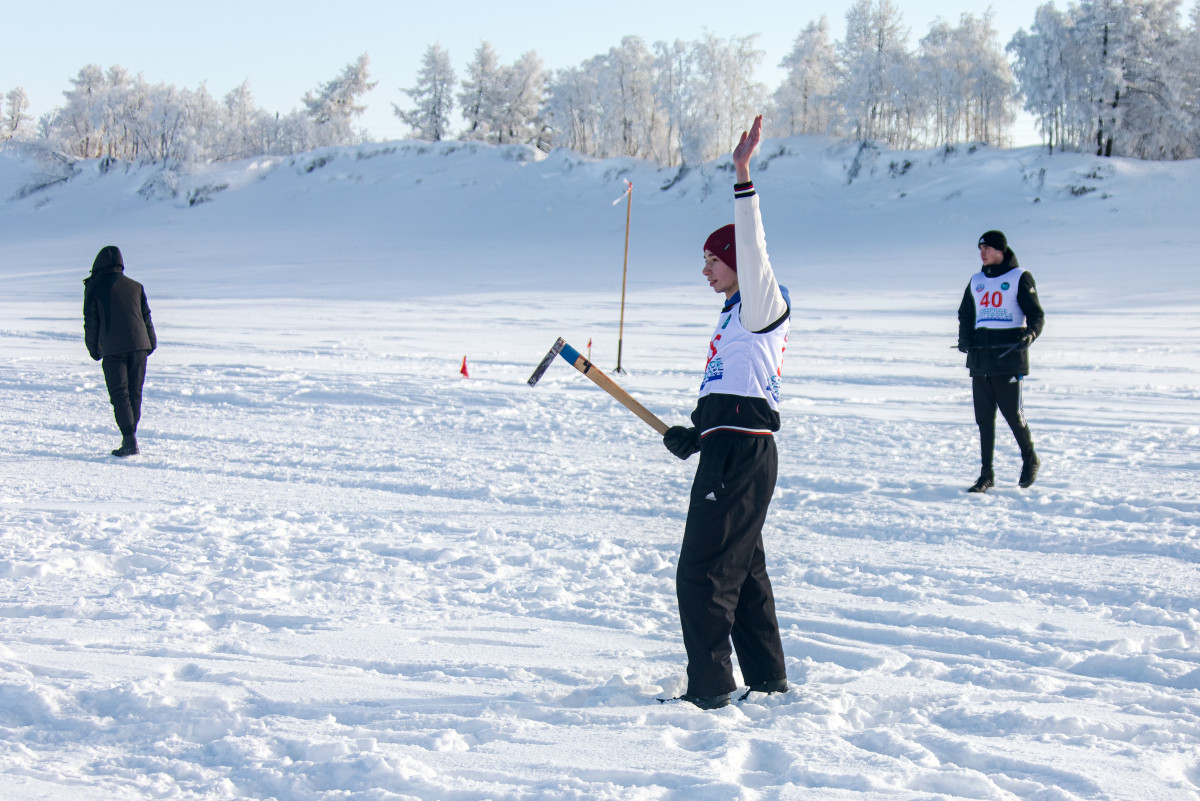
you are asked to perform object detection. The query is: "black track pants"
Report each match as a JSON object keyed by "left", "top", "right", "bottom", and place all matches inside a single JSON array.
[
  {"left": 677, "top": 433, "right": 786, "bottom": 696},
  {"left": 102, "top": 350, "right": 149, "bottom": 437},
  {"left": 972, "top": 374, "right": 1034, "bottom": 471}
]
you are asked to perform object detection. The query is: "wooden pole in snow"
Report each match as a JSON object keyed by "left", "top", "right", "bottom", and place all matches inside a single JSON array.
[{"left": 615, "top": 180, "right": 632, "bottom": 374}]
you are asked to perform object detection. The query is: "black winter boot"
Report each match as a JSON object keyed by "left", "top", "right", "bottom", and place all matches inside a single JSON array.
[
  {"left": 968, "top": 470, "right": 994, "bottom": 493},
  {"left": 739, "top": 678, "right": 789, "bottom": 700},
  {"left": 679, "top": 692, "right": 731, "bottom": 710},
  {"left": 1019, "top": 452, "right": 1040, "bottom": 488},
  {"left": 111, "top": 435, "right": 139, "bottom": 457}
]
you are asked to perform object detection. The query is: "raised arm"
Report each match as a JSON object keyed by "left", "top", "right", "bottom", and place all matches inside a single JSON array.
[{"left": 732, "top": 116, "right": 788, "bottom": 332}]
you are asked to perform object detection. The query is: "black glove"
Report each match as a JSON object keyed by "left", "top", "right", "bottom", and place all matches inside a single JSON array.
[
  {"left": 1019, "top": 332, "right": 1036, "bottom": 348},
  {"left": 957, "top": 342, "right": 969, "bottom": 354},
  {"left": 663, "top": 425, "right": 700, "bottom": 460}
]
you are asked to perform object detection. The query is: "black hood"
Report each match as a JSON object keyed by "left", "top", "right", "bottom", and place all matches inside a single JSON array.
[
  {"left": 91, "top": 245, "right": 124, "bottom": 274},
  {"left": 982, "top": 248, "right": 1019, "bottom": 278}
]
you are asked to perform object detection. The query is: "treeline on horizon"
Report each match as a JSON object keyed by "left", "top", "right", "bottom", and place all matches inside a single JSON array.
[{"left": 2, "top": 0, "right": 1197, "bottom": 167}]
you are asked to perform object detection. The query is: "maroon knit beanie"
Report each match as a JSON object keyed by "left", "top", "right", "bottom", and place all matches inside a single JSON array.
[{"left": 704, "top": 224, "right": 737, "bottom": 271}]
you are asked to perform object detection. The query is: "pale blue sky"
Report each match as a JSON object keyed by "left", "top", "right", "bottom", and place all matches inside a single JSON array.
[{"left": 4, "top": 0, "right": 1048, "bottom": 145}]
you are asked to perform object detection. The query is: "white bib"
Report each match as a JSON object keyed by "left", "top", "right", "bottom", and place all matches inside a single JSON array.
[
  {"left": 699, "top": 301, "right": 789, "bottom": 409},
  {"left": 971, "top": 269, "right": 1026, "bottom": 329}
]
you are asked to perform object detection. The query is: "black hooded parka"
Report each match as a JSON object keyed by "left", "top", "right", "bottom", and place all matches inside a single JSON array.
[{"left": 83, "top": 245, "right": 156, "bottom": 360}]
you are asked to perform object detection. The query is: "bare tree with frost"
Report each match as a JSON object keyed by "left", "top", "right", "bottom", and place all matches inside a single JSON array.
[
  {"left": 774, "top": 17, "right": 843, "bottom": 137},
  {"left": 2, "top": 88, "right": 33, "bottom": 141},
  {"left": 1009, "top": 0, "right": 1193, "bottom": 158},
  {"left": 494, "top": 51, "right": 547, "bottom": 147},
  {"left": 837, "top": 0, "right": 914, "bottom": 145}
]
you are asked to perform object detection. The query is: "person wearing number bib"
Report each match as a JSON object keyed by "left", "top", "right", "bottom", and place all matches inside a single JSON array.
[
  {"left": 660, "top": 116, "right": 790, "bottom": 710},
  {"left": 957, "top": 230, "right": 1045, "bottom": 492}
]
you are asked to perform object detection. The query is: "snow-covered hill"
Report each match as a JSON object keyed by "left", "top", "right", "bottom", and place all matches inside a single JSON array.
[
  {"left": 3, "top": 137, "right": 1196, "bottom": 303},
  {"left": 0, "top": 138, "right": 1197, "bottom": 800}
]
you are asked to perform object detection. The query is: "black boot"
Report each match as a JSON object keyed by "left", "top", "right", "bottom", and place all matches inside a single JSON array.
[
  {"left": 679, "top": 692, "right": 731, "bottom": 710},
  {"left": 968, "top": 470, "right": 994, "bottom": 493},
  {"left": 1019, "top": 452, "right": 1040, "bottom": 488},
  {"left": 111, "top": 434, "right": 139, "bottom": 457},
  {"left": 739, "top": 678, "right": 789, "bottom": 701}
]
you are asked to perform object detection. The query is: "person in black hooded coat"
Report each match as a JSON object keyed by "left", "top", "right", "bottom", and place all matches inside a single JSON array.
[
  {"left": 83, "top": 245, "right": 156, "bottom": 456},
  {"left": 957, "top": 230, "right": 1045, "bottom": 492}
]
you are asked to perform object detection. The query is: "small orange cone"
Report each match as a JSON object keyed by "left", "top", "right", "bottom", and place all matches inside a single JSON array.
[{"left": 460, "top": 356, "right": 469, "bottom": 378}]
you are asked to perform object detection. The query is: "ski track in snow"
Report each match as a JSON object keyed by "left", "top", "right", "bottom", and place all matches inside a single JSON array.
[{"left": 1, "top": 289, "right": 1197, "bottom": 801}]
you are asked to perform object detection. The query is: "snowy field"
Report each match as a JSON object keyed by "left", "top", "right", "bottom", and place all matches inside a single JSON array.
[{"left": 0, "top": 138, "right": 1198, "bottom": 799}]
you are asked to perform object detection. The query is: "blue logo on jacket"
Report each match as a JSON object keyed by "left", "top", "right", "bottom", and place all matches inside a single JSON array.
[{"left": 701, "top": 358, "right": 724, "bottom": 391}]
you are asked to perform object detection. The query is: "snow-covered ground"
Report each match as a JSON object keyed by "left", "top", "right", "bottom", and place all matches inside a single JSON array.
[{"left": 0, "top": 137, "right": 1197, "bottom": 800}]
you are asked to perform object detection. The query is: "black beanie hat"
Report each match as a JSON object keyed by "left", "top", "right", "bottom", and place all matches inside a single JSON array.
[{"left": 978, "top": 230, "right": 1007, "bottom": 252}]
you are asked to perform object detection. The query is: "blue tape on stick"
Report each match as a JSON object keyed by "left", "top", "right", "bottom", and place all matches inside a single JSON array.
[{"left": 559, "top": 342, "right": 581, "bottom": 364}]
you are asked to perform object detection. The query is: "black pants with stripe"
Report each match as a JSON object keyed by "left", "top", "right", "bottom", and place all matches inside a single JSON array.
[
  {"left": 972, "top": 374, "right": 1035, "bottom": 471},
  {"left": 102, "top": 350, "right": 149, "bottom": 437},
  {"left": 677, "top": 433, "right": 786, "bottom": 696}
]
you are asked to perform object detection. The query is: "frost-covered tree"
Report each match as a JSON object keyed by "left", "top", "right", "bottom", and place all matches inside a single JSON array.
[
  {"left": 684, "top": 32, "right": 766, "bottom": 163},
  {"left": 152, "top": 85, "right": 191, "bottom": 162},
  {"left": 2, "top": 88, "right": 32, "bottom": 141},
  {"left": 218, "top": 80, "right": 268, "bottom": 160},
  {"left": 1185, "top": 1, "right": 1200, "bottom": 153},
  {"left": 1009, "top": 3, "right": 1081, "bottom": 152},
  {"left": 43, "top": 64, "right": 318, "bottom": 162},
  {"left": 459, "top": 41, "right": 501, "bottom": 142},
  {"left": 837, "top": 0, "right": 914, "bottom": 145},
  {"left": 494, "top": 51, "right": 547, "bottom": 147},
  {"left": 918, "top": 19, "right": 964, "bottom": 145},
  {"left": 1010, "top": 0, "right": 1192, "bottom": 158},
  {"left": 963, "top": 13, "right": 1017, "bottom": 145},
  {"left": 396, "top": 43, "right": 456, "bottom": 142},
  {"left": 127, "top": 83, "right": 192, "bottom": 163},
  {"left": 543, "top": 36, "right": 659, "bottom": 160},
  {"left": 651, "top": 38, "right": 693, "bottom": 166},
  {"left": 186, "top": 83, "right": 225, "bottom": 162},
  {"left": 98, "top": 65, "right": 132, "bottom": 157},
  {"left": 1076, "top": 0, "right": 1129, "bottom": 156},
  {"left": 599, "top": 36, "right": 657, "bottom": 158},
  {"left": 889, "top": 56, "right": 927, "bottom": 150},
  {"left": 57, "top": 64, "right": 107, "bottom": 157},
  {"left": 773, "top": 18, "right": 843, "bottom": 137},
  {"left": 302, "top": 53, "right": 376, "bottom": 147},
  {"left": 1114, "top": 0, "right": 1191, "bottom": 158},
  {"left": 543, "top": 59, "right": 603, "bottom": 156},
  {"left": 921, "top": 13, "right": 1014, "bottom": 146},
  {"left": 542, "top": 33, "right": 763, "bottom": 166},
  {"left": 458, "top": 45, "right": 546, "bottom": 147}
]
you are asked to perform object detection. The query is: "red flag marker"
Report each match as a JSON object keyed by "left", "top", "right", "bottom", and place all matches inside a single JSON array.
[{"left": 460, "top": 356, "right": 469, "bottom": 378}]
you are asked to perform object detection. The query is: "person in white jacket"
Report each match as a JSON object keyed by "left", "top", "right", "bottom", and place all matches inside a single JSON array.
[{"left": 662, "top": 115, "right": 790, "bottom": 710}]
